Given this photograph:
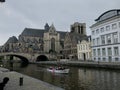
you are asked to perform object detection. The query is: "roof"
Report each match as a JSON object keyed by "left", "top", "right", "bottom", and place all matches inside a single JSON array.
[
  {"left": 58, "top": 31, "right": 67, "bottom": 39},
  {"left": 5, "top": 36, "right": 18, "bottom": 44},
  {"left": 95, "top": 9, "right": 120, "bottom": 22},
  {"left": 20, "top": 28, "right": 46, "bottom": 37},
  {"left": 20, "top": 28, "right": 67, "bottom": 39}
]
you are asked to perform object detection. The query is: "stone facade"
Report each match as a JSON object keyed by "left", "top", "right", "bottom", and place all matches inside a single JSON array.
[
  {"left": 63, "top": 22, "right": 88, "bottom": 60},
  {"left": 44, "top": 24, "right": 61, "bottom": 53},
  {"left": 1, "top": 23, "right": 67, "bottom": 54}
]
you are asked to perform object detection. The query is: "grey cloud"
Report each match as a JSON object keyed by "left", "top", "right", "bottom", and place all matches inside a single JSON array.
[{"left": 0, "top": 0, "right": 120, "bottom": 45}]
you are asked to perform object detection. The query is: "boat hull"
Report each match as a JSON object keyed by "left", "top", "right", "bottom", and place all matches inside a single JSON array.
[{"left": 47, "top": 68, "right": 70, "bottom": 74}]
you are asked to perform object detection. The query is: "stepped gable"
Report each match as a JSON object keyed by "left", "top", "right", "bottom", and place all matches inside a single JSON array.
[{"left": 21, "top": 28, "right": 45, "bottom": 37}]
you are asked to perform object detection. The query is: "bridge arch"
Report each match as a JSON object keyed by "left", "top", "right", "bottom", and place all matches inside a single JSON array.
[
  {"left": 7, "top": 54, "right": 29, "bottom": 63},
  {"left": 36, "top": 55, "right": 49, "bottom": 61}
]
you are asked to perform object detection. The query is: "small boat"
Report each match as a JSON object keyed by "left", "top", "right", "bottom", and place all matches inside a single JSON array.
[{"left": 47, "top": 67, "right": 70, "bottom": 74}]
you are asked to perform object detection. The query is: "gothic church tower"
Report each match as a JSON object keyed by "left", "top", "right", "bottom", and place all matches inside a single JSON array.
[
  {"left": 70, "top": 22, "right": 86, "bottom": 35},
  {"left": 43, "top": 24, "right": 60, "bottom": 53}
]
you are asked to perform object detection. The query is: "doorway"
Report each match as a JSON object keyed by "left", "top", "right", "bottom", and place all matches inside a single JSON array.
[{"left": 83, "top": 53, "right": 86, "bottom": 61}]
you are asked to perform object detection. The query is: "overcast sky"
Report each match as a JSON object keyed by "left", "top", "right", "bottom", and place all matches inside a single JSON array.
[{"left": 0, "top": 0, "right": 120, "bottom": 45}]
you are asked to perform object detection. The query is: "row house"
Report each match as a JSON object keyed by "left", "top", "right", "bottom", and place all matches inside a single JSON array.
[{"left": 77, "top": 36, "right": 92, "bottom": 61}]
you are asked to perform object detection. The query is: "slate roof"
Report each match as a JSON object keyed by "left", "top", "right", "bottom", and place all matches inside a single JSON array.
[
  {"left": 5, "top": 36, "right": 18, "bottom": 44},
  {"left": 58, "top": 31, "right": 67, "bottom": 39},
  {"left": 20, "top": 28, "right": 67, "bottom": 39},
  {"left": 20, "top": 28, "right": 46, "bottom": 37},
  {"left": 95, "top": 9, "right": 120, "bottom": 22}
]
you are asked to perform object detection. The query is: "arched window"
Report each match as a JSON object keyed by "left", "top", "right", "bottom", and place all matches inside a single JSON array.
[
  {"left": 51, "top": 38, "right": 55, "bottom": 51},
  {"left": 78, "top": 26, "right": 80, "bottom": 34},
  {"left": 81, "top": 26, "right": 84, "bottom": 34}
]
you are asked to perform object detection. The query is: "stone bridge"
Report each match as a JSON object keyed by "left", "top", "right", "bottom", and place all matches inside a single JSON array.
[{"left": 0, "top": 52, "right": 57, "bottom": 63}]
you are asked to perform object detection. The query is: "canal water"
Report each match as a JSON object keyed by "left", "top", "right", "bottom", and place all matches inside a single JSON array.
[{"left": 1, "top": 62, "right": 120, "bottom": 90}]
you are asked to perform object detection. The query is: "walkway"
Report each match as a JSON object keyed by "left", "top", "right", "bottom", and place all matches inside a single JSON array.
[{"left": 0, "top": 68, "right": 64, "bottom": 90}]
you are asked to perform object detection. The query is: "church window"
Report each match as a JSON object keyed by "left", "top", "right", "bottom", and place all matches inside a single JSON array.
[{"left": 51, "top": 38, "right": 55, "bottom": 51}]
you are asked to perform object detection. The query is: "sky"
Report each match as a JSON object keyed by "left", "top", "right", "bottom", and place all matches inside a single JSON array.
[{"left": 0, "top": 0, "right": 120, "bottom": 45}]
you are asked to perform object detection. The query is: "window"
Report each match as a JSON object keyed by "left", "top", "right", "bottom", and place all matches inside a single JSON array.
[
  {"left": 92, "top": 31, "right": 95, "bottom": 35},
  {"left": 106, "top": 34, "right": 111, "bottom": 44},
  {"left": 92, "top": 39, "right": 95, "bottom": 46},
  {"left": 100, "top": 27, "right": 104, "bottom": 33},
  {"left": 114, "top": 47, "right": 119, "bottom": 56},
  {"left": 97, "top": 38, "right": 100, "bottom": 45},
  {"left": 101, "top": 35, "right": 105, "bottom": 45},
  {"left": 112, "top": 23, "right": 117, "bottom": 29},
  {"left": 103, "top": 58, "right": 106, "bottom": 61},
  {"left": 83, "top": 45, "right": 85, "bottom": 50},
  {"left": 93, "top": 49, "right": 96, "bottom": 56},
  {"left": 98, "top": 58, "right": 101, "bottom": 61},
  {"left": 79, "top": 45, "right": 81, "bottom": 50},
  {"left": 115, "top": 58, "right": 119, "bottom": 61},
  {"left": 108, "top": 56, "right": 112, "bottom": 61},
  {"left": 96, "top": 29, "right": 99, "bottom": 34},
  {"left": 97, "top": 49, "right": 101, "bottom": 56},
  {"left": 102, "top": 48, "right": 106, "bottom": 56},
  {"left": 51, "top": 38, "right": 55, "bottom": 51},
  {"left": 108, "top": 48, "right": 112, "bottom": 56},
  {"left": 113, "top": 33, "right": 118, "bottom": 43},
  {"left": 119, "top": 22, "right": 120, "bottom": 28},
  {"left": 106, "top": 25, "right": 110, "bottom": 31}
]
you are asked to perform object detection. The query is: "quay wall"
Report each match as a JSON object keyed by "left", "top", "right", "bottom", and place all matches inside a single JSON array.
[{"left": 36, "top": 61, "right": 120, "bottom": 70}]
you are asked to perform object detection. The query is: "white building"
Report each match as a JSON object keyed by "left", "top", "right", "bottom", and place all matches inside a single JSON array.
[
  {"left": 77, "top": 36, "right": 92, "bottom": 61},
  {"left": 90, "top": 9, "right": 120, "bottom": 62}
]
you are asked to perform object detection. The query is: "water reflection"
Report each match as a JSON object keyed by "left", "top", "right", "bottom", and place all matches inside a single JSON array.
[{"left": 1, "top": 62, "right": 120, "bottom": 90}]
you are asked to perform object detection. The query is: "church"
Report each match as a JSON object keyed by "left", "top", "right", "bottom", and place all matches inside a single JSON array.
[{"left": 2, "top": 23, "right": 67, "bottom": 54}]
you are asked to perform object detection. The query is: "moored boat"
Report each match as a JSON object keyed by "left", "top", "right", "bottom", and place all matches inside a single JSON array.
[{"left": 47, "top": 67, "right": 70, "bottom": 74}]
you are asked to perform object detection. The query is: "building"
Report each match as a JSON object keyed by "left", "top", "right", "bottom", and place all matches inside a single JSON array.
[
  {"left": 90, "top": 9, "right": 120, "bottom": 62},
  {"left": 77, "top": 36, "right": 92, "bottom": 61},
  {"left": 19, "top": 23, "right": 67, "bottom": 54},
  {"left": 63, "top": 22, "right": 88, "bottom": 60},
  {"left": 1, "top": 36, "right": 18, "bottom": 52},
  {"left": 2, "top": 23, "right": 67, "bottom": 54}
]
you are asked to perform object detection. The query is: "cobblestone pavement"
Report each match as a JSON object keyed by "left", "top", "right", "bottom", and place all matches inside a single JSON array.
[{"left": 0, "top": 68, "right": 64, "bottom": 90}]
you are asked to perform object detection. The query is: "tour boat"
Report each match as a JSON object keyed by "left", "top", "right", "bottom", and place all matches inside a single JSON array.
[{"left": 47, "top": 67, "right": 70, "bottom": 74}]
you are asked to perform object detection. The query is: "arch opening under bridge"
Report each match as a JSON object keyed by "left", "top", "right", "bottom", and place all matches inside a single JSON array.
[
  {"left": 7, "top": 54, "right": 29, "bottom": 64},
  {"left": 36, "top": 55, "right": 49, "bottom": 61}
]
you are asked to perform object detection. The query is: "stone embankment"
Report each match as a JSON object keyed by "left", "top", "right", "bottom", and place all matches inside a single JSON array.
[
  {"left": 0, "top": 67, "right": 64, "bottom": 90},
  {"left": 37, "top": 61, "right": 120, "bottom": 70}
]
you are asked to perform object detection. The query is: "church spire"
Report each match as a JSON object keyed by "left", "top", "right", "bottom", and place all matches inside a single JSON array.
[{"left": 44, "top": 23, "right": 50, "bottom": 31}]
